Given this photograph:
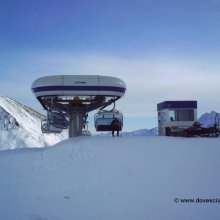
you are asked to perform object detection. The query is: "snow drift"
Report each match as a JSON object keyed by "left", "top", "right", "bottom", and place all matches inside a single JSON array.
[{"left": 0, "top": 136, "right": 220, "bottom": 220}]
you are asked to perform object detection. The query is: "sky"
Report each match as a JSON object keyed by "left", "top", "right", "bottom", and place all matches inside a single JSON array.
[{"left": 1, "top": 0, "right": 220, "bottom": 131}]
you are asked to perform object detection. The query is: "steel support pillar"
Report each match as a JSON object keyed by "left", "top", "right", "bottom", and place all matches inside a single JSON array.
[{"left": 69, "top": 111, "right": 85, "bottom": 137}]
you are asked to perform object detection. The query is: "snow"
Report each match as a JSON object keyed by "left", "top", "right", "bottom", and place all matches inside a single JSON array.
[
  {"left": 1, "top": 94, "right": 220, "bottom": 219},
  {"left": 97, "top": 127, "right": 158, "bottom": 136},
  {"left": 0, "top": 94, "right": 67, "bottom": 150},
  {"left": 198, "top": 111, "right": 220, "bottom": 128},
  {"left": 0, "top": 136, "right": 220, "bottom": 220}
]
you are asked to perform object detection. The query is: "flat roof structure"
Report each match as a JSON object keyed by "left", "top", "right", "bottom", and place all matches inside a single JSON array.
[{"left": 157, "top": 101, "right": 197, "bottom": 111}]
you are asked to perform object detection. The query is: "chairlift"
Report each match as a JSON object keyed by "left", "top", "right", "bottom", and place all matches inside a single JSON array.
[
  {"left": 48, "top": 111, "right": 70, "bottom": 129},
  {"left": 94, "top": 110, "right": 123, "bottom": 132},
  {"left": 41, "top": 119, "right": 63, "bottom": 133},
  {"left": 41, "top": 109, "right": 70, "bottom": 133}
]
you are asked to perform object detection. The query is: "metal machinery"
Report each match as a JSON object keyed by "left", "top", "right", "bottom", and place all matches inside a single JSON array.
[
  {"left": 94, "top": 108, "right": 123, "bottom": 132},
  {"left": 31, "top": 75, "right": 126, "bottom": 137},
  {"left": 184, "top": 113, "right": 220, "bottom": 137},
  {"left": 184, "top": 121, "right": 219, "bottom": 137}
]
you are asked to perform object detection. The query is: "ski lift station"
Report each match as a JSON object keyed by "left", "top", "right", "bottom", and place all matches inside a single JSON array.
[
  {"left": 157, "top": 101, "right": 197, "bottom": 136},
  {"left": 31, "top": 75, "right": 126, "bottom": 137}
]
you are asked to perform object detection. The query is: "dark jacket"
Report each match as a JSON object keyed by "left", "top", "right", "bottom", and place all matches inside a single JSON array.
[{"left": 111, "top": 118, "right": 122, "bottom": 131}]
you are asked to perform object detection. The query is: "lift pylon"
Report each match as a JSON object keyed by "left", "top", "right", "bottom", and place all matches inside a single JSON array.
[{"left": 31, "top": 75, "right": 126, "bottom": 137}]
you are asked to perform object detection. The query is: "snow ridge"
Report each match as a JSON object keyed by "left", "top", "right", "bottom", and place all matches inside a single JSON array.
[
  {"left": 0, "top": 94, "right": 67, "bottom": 150},
  {"left": 198, "top": 111, "right": 220, "bottom": 127}
]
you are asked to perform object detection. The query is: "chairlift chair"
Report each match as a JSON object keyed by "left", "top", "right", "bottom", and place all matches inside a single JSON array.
[
  {"left": 41, "top": 110, "right": 70, "bottom": 133},
  {"left": 41, "top": 119, "right": 63, "bottom": 133},
  {"left": 94, "top": 110, "right": 123, "bottom": 132},
  {"left": 48, "top": 111, "right": 70, "bottom": 129}
]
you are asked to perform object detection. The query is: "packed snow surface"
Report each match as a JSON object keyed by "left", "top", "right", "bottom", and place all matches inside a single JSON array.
[{"left": 0, "top": 136, "right": 220, "bottom": 220}]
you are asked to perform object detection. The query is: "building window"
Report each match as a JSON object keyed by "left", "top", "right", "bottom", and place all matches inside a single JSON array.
[{"left": 175, "top": 109, "right": 194, "bottom": 121}]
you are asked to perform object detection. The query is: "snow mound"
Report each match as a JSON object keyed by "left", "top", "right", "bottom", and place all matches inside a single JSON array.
[
  {"left": 0, "top": 94, "right": 67, "bottom": 150},
  {"left": 0, "top": 136, "right": 220, "bottom": 220}
]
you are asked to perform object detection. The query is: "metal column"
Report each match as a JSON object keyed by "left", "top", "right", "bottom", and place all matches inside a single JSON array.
[{"left": 69, "top": 111, "right": 84, "bottom": 137}]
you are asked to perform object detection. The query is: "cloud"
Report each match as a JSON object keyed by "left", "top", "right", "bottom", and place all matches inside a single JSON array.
[{"left": 1, "top": 51, "right": 220, "bottom": 117}]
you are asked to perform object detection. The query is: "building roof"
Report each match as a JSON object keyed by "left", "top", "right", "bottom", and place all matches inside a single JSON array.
[{"left": 157, "top": 101, "right": 197, "bottom": 111}]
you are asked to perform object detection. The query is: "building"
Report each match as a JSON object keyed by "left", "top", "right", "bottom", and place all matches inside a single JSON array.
[{"left": 157, "top": 101, "right": 197, "bottom": 136}]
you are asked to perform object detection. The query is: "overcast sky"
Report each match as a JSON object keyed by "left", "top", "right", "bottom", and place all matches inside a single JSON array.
[{"left": 1, "top": 0, "right": 220, "bottom": 130}]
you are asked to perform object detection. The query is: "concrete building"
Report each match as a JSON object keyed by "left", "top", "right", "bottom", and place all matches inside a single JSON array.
[{"left": 157, "top": 101, "right": 197, "bottom": 136}]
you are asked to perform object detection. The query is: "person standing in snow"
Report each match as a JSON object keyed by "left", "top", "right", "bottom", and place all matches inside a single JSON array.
[{"left": 111, "top": 118, "right": 122, "bottom": 137}]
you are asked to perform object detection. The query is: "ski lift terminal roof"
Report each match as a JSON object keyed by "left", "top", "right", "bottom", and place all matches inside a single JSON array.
[
  {"left": 31, "top": 75, "right": 126, "bottom": 98},
  {"left": 157, "top": 101, "right": 197, "bottom": 111}
]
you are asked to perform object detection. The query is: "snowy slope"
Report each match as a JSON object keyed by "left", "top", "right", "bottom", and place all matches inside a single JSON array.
[
  {"left": 0, "top": 94, "right": 67, "bottom": 150},
  {"left": 97, "top": 128, "right": 158, "bottom": 136},
  {"left": 122, "top": 127, "right": 157, "bottom": 136},
  {"left": 198, "top": 111, "right": 220, "bottom": 127},
  {"left": 0, "top": 136, "right": 219, "bottom": 220}
]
